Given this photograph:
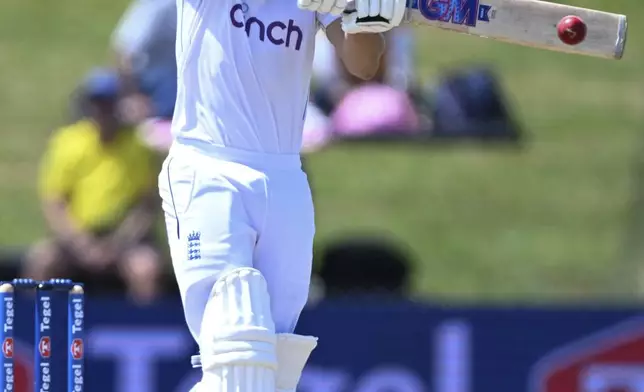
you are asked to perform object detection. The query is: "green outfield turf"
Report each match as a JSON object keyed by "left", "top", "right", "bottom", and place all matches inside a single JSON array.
[{"left": 1, "top": 0, "right": 641, "bottom": 302}]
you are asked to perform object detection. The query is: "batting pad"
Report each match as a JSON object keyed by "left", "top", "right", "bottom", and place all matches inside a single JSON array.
[
  {"left": 199, "top": 268, "right": 277, "bottom": 392},
  {"left": 276, "top": 334, "right": 318, "bottom": 392}
]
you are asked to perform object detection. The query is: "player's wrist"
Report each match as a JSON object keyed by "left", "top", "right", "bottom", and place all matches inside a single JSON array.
[{"left": 343, "top": 30, "right": 385, "bottom": 54}]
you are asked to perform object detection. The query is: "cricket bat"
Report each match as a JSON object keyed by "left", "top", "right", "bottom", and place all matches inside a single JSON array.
[{"left": 404, "top": 0, "right": 627, "bottom": 60}]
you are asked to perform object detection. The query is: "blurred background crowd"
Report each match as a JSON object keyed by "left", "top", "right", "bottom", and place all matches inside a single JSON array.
[
  {"left": 1, "top": 0, "right": 532, "bottom": 305},
  {"left": 2, "top": 0, "right": 520, "bottom": 300},
  {"left": 0, "top": 0, "right": 642, "bottom": 301},
  {"left": 2, "top": 0, "right": 643, "bottom": 300},
  {"left": 0, "top": 0, "right": 643, "bottom": 389}
]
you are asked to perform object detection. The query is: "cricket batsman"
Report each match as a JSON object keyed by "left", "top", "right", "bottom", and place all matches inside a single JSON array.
[{"left": 157, "top": 0, "right": 405, "bottom": 388}]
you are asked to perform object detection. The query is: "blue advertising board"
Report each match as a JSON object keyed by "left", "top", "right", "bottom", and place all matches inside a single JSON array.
[{"left": 5, "top": 294, "right": 644, "bottom": 392}]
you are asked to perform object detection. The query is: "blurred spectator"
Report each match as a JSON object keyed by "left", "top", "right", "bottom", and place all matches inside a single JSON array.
[
  {"left": 111, "top": 0, "right": 177, "bottom": 123},
  {"left": 331, "top": 83, "right": 421, "bottom": 141},
  {"left": 23, "top": 69, "right": 162, "bottom": 304},
  {"left": 70, "top": 0, "right": 177, "bottom": 127},
  {"left": 429, "top": 66, "right": 523, "bottom": 142},
  {"left": 302, "top": 28, "right": 424, "bottom": 151},
  {"left": 317, "top": 235, "right": 412, "bottom": 297}
]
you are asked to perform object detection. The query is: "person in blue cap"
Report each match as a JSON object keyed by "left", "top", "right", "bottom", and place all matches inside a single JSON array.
[
  {"left": 110, "top": 0, "right": 176, "bottom": 123},
  {"left": 22, "top": 68, "right": 163, "bottom": 304},
  {"left": 69, "top": 0, "right": 176, "bottom": 131}
]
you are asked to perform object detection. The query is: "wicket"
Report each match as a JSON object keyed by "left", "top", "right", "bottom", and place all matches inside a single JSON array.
[{"left": 0, "top": 278, "right": 85, "bottom": 392}]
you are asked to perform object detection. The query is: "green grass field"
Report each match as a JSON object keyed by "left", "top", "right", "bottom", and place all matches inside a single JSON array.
[{"left": 1, "top": 0, "right": 642, "bottom": 302}]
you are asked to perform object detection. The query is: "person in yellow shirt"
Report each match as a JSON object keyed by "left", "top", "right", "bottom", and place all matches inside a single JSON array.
[{"left": 23, "top": 69, "right": 163, "bottom": 304}]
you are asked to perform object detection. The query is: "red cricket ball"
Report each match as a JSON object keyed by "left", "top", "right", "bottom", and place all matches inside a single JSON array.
[{"left": 557, "top": 15, "right": 587, "bottom": 45}]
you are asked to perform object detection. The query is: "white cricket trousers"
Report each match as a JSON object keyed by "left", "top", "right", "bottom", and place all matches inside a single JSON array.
[{"left": 158, "top": 142, "right": 315, "bottom": 341}]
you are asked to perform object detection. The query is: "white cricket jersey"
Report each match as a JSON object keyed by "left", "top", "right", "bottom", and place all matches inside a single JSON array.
[{"left": 172, "top": 0, "right": 338, "bottom": 155}]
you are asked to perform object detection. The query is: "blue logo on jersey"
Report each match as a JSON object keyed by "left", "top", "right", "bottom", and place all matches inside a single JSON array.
[
  {"left": 187, "top": 231, "right": 201, "bottom": 261},
  {"left": 416, "top": 0, "right": 492, "bottom": 27},
  {"left": 230, "top": 4, "right": 303, "bottom": 51}
]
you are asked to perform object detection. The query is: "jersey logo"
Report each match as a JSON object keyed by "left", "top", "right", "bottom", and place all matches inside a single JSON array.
[
  {"left": 230, "top": 4, "right": 304, "bottom": 51},
  {"left": 187, "top": 231, "right": 202, "bottom": 261}
]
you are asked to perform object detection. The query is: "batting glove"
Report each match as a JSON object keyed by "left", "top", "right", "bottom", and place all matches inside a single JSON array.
[
  {"left": 341, "top": 0, "right": 406, "bottom": 33},
  {"left": 298, "top": 0, "right": 346, "bottom": 16}
]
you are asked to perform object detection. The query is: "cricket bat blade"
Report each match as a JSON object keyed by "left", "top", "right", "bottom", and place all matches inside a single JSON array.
[{"left": 404, "top": 0, "right": 627, "bottom": 60}]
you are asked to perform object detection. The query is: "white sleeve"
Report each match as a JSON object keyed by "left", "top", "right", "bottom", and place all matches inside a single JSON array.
[
  {"left": 312, "top": 30, "right": 340, "bottom": 84},
  {"left": 315, "top": 12, "right": 340, "bottom": 29}
]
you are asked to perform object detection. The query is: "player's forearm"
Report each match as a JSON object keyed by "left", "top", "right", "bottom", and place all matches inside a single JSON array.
[
  {"left": 326, "top": 20, "right": 385, "bottom": 81},
  {"left": 340, "top": 32, "right": 385, "bottom": 80}
]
